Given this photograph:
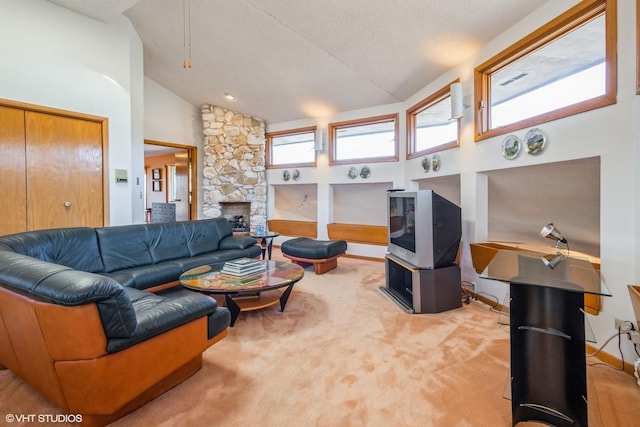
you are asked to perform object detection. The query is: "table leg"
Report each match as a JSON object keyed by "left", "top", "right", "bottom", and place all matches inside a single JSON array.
[
  {"left": 260, "top": 238, "right": 267, "bottom": 260},
  {"left": 266, "top": 238, "right": 274, "bottom": 260},
  {"left": 225, "top": 294, "right": 241, "bottom": 327},
  {"left": 279, "top": 283, "right": 296, "bottom": 312}
]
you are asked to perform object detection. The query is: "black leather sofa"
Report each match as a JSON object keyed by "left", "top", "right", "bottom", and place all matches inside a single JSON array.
[{"left": 0, "top": 218, "right": 261, "bottom": 426}]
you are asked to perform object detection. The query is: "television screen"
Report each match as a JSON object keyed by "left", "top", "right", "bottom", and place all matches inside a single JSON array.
[
  {"left": 388, "top": 190, "right": 461, "bottom": 269},
  {"left": 389, "top": 196, "right": 415, "bottom": 252}
]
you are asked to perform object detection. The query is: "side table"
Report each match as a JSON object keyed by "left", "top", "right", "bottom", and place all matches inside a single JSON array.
[{"left": 250, "top": 232, "right": 280, "bottom": 260}]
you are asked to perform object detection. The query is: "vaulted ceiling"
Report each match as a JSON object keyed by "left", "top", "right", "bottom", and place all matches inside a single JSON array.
[{"left": 48, "top": 0, "right": 548, "bottom": 124}]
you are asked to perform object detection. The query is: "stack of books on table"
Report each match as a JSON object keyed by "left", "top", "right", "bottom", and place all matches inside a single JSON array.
[{"left": 221, "top": 258, "right": 266, "bottom": 276}]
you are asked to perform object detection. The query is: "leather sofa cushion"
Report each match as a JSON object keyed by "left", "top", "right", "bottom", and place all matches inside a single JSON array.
[
  {"left": 96, "top": 225, "right": 154, "bottom": 273},
  {"left": 156, "top": 287, "right": 232, "bottom": 340},
  {"left": 281, "top": 237, "right": 347, "bottom": 259},
  {"left": 0, "top": 253, "right": 137, "bottom": 339},
  {"left": 206, "top": 305, "right": 232, "bottom": 339},
  {"left": 146, "top": 222, "right": 191, "bottom": 263},
  {"left": 102, "top": 262, "right": 185, "bottom": 290},
  {"left": 96, "top": 220, "right": 251, "bottom": 273},
  {"left": 220, "top": 235, "right": 258, "bottom": 250},
  {"left": 106, "top": 287, "right": 221, "bottom": 353},
  {"left": 0, "top": 227, "right": 104, "bottom": 273},
  {"left": 102, "top": 244, "right": 259, "bottom": 289},
  {"left": 184, "top": 219, "right": 228, "bottom": 256},
  {"left": 169, "top": 245, "right": 261, "bottom": 273}
]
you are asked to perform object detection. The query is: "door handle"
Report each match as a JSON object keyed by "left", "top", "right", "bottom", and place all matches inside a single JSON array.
[
  {"left": 174, "top": 199, "right": 182, "bottom": 202},
  {"left": 64, "top": 201, "right": 72, "bottom": 208}
]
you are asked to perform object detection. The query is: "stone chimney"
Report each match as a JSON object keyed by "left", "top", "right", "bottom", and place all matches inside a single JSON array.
[{"left": 201, "top": 105, "right": 266, "bottom": 233}]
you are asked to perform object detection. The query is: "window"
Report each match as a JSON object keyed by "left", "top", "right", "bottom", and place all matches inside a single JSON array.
[
  {"left": 266, "top": 126, "right": 317, "bottom": 168},
  {"left": 329, "top": 114, "right": 399, "bottom": 166},
  {"left": 475, "top": 0, "right": 616, "bottom": 141},
  {"left": 407, "top": 81, "right": 460, "bottom": 159},
  {"left": 168, "top": 164, "right": 177, "bottom": 201}
]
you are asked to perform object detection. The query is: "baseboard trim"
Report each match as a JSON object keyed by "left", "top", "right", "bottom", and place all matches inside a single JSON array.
[
  {"left": 464, "top": 290, "right": 635, "bottom": 377},
  {"left": 586, "top": 343, "right": 637, "bottom": 376}
]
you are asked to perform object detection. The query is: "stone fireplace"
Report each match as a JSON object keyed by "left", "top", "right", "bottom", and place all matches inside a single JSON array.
[{"left": 201, "top": 105, "right": 266, "bottom": 234}]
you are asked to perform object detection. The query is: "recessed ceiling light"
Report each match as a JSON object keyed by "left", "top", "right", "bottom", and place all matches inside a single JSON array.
[{"left": 224, "top": 93, "right": 236, "bottom": 100}]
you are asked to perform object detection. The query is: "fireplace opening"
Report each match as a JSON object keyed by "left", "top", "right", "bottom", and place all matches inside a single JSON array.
[{"left": 220, "top": 202, "right": 250, "bottom": 234}]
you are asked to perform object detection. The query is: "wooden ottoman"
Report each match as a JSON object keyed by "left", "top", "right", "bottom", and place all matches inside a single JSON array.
[{"left": 281, "top": 237, "right": 347, "bottom": 274}]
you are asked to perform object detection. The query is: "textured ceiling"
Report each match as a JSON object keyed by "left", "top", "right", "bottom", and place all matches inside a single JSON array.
[{"left": 48, "top": 0, "right": 548, "bottom": 124}]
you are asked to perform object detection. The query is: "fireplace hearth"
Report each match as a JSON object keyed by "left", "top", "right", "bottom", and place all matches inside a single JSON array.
[
  {"left": 220, "top": 201, "right": 251, "bottom": 234},
  {"left": 229, "top": 215, "right": 249, "bottom": 232}
]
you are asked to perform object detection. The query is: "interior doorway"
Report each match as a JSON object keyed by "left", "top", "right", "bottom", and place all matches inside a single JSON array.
[{"left": 144, "top": 139, "right": 197, "bottom": 222}]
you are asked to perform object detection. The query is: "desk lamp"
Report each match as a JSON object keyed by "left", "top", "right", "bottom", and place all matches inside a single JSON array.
[{"left": 540, "top": 223, "right": 569, "bottom": 269}]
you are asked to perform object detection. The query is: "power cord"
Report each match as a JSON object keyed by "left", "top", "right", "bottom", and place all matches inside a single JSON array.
[
  {"left": 461, "top": 281, "right": 503, "bottom": 316},
  {"left": 587, "top": 327, "right": 625, "bottom": 371}
]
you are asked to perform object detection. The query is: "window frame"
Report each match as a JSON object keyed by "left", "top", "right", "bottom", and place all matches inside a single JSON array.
[
  {"left": 406, "top": 80, "right": 461, "bottom": 160},
  {"left": 474, "top": 0, "right": 616, "bottom": 142},
  {"left": 328, "top": 113, "right": 399, "bottom": 166},
  {"left": 637, "top": 0, "right": 640, "bottom": 94},
  {"left": 266, "top": 125, "right": 317, "bottom": 169}
]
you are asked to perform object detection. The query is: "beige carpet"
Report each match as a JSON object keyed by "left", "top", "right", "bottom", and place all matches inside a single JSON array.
[{"left": 1, "top": 254, "right": 639, "bottom": 426}]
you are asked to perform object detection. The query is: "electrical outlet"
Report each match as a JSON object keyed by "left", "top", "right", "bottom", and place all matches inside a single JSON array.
[{"left": 615, "top": 318, "right": 634, "bottom": 332}]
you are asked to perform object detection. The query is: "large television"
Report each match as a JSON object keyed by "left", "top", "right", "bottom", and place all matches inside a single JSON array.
[{"left": 387, "top": 190, "right": 461, "bottom": 269}]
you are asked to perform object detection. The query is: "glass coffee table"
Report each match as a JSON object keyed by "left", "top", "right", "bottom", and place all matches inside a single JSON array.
[{"left": 179, "top": 260, "right": 304, "bottom": 326}]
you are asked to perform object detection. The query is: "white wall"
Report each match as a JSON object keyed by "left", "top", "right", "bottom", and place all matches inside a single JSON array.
[
  {"left": 0, "top": 0, "right": 144, "bottom": 226},
  {"left": 266, "top": 0, "right": 640, "bottom": 363},
  {"left": 143, "top": 77, "right": 203, "bottom": 218},
  {"left": 266, "top": 102, "right": 405, "bottom": 259}
]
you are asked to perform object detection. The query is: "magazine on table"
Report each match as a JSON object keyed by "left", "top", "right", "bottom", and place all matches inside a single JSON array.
[{"left": 221, "top": 258, "right": 266, "bottom": 276}]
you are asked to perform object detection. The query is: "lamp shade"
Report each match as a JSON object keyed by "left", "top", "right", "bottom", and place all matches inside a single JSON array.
[
  {"left": 540, "top": 223, "right": 567, "bottom": 243},
  {"left": 450, "top": 82, "right": 463, "bottom": 119},
  {"left": 541, "top": 253, "right": 564, "bottom": 269}
]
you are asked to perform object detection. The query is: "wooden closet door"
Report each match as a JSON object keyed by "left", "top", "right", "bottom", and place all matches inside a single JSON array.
[
  {"left": 0, "top": 106, "right": 27, "bottom": 236},
  {"left": 25, "top": 112, "right": 104, "bottom": 230}
]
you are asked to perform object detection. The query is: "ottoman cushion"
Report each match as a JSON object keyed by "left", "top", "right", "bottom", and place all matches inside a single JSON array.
[{"left": 281, "top": 237, "right": 347, "bottom": 259}]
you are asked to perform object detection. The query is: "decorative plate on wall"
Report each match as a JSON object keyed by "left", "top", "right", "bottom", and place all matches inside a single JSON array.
[
  {"left": 502, "top": 135, "right": 522, "bottom": 160},
  {"left": 283, "top": 170, "right": 290, "bottom": 181},
  {"left": 432, "top": 154, "right": 441, "bottom": 172},
  {"left": 421, "top": 156, "right": 430, "bottom": 172},
  {"left": 347, "top": 166, "right": 358, "bottom": 179},
  {"left": 359, "top": 165, "right": 371, "bottom": 179},
  {"left": 524, "top": 128, "right": 548, "bottom": 155}
]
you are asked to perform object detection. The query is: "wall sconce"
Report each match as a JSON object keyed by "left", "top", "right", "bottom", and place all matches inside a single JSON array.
[
  {"left": 315, "top": 129, "right": 324, "bottom": 151},
  {"left": 450, "top": 82, "right": 463, "bottom": 119},
  {"left": 540, "top": 223, "right": 570, "bottom": 269}
]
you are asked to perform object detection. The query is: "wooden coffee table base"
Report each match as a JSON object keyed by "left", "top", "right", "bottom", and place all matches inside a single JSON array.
[
  {"left": 222, "top": 284, "right": 295, "bottom": 326},
  {"left": 180, "top": 260, "right": 304, "bottom": 327}
]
